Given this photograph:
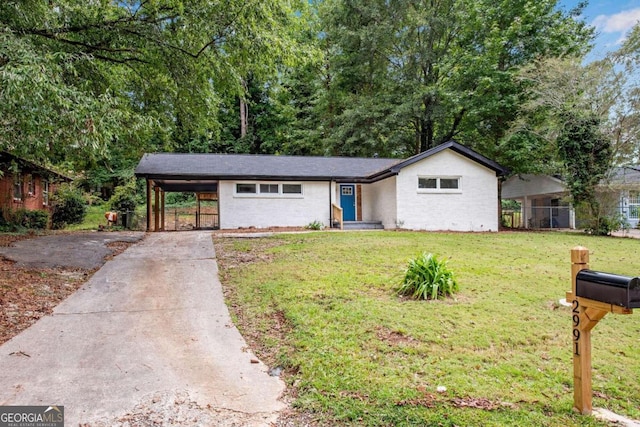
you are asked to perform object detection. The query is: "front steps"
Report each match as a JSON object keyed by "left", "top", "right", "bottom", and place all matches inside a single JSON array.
[{"left": 342, "top": 221, "right": 384, "bottom": 230}]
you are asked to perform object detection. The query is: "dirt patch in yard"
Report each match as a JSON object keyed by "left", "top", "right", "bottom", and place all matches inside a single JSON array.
[{"left": 0, "top": 258, "right": 90, "bottom": 345}]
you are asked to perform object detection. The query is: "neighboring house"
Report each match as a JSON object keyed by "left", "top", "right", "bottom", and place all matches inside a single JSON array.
[
  {"left": 0, "top": 152, "right": 70, "bottom": 214},
  {"left": 607, "top": 167, "right": 640, "bottom": 228},
  {"left": 502, "top": 167, "right": 640, "bottom": 229},
  {"left": 134, "top": 140, "right": 507, "bottom": 232}
]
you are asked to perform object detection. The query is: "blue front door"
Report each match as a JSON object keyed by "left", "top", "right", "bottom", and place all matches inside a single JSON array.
[{"left": 340, "top": 185, "right": 356, "bottom": 221}]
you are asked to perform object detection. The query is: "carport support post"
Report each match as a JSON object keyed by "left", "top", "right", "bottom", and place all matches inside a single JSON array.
[
  {"left": 154, "top": 185, "right": 160, "bottom": 231},
  {"left": 160, "top": 189, "right": 165, "bottom": 231},
  {"left": 146, "top": 179, "right": 152, "bottom": 232}
]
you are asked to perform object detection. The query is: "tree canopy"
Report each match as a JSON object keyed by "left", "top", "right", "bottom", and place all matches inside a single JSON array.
[
  {"left": 4, "top": 0, "right": 639, "bottom": 198},
  {"left": 1, "top": 0, "right": 310, "bottom": 173},
  {"left": 298, "top": 0, "right": 592, "bottom": 159}
]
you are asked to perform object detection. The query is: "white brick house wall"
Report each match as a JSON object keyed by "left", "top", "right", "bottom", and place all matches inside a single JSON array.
[
  {"left": 219, "top": 180, "right": 330, "bottom": 229},
  {"left": 216, "top": 151, "right": 499, "bottom": 231},
  {"left": 395, "top": 150, "right": 499, "bottom": 231},
  {"left": 362, "top": 177, "right": 397, "bottom": 228}
]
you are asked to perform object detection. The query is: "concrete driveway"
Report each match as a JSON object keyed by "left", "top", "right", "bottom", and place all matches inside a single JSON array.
[{"left": 0, "top": 231, "right": 286, "bottom": 426}]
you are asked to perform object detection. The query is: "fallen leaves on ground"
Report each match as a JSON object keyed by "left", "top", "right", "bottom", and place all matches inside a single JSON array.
[
  {"left": 0, "top": 257, "right": 90, "bottom": 344},
  {"left": 396, "top": 393, "right": 515, "bottom": 411},
  {"left": 0, "top": 236, "right": 137, "bottom": 345}
]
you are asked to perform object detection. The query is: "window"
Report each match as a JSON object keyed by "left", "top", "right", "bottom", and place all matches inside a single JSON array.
[
  {"left": 236, "top": 183, "right": 256, "bottom": 194},
  {"left": 235, "top": 182, "right": 304, "bottom": 197},
  {"left": 13, "top": 174, "right": 22, "bottom": 200},
  {"left": 341, "top": 186, "right": 353, "bottom": 195},
  {"left": 27, "top": 174, "right": 35, "bottom": 195},
  {"left": 282, "top": 184, "right": 302, "bottom": 194},
  {"left": 439, "top": 178, "right": 459, "bottom": 189},
  {"left": 43, "top": 180, "right": 50, "bottom": 206},
  {"left": 418, "top": 178, "right": 437, "bottom": 189},
  {"left": 418, "top": 176, "right": 461, "bottom": 192},
  {"left": 260, "top": 183, "right": 279, "bottom": 194}
]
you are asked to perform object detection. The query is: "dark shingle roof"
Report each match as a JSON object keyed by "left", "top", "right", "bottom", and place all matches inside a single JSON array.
[
  {"left": 134, "top": 141, "right": 507, "bottom": 185},
  {"left": 0, "top": 152, "right": 72, "bottom": 181},
  {"left": 135, "top": 153, "right": 402, "bottom": 181}
]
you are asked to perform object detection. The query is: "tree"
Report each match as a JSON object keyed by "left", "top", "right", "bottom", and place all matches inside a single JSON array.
[
  {"left": 608, "top": 23, "right": 640, "bottom": 165},
  {"left": 556, "top": 112, "right": 612, "bottom": 233},
  {"left": 0, "top": 0, "right": 312, "bottom": 170},
  {"left": 312, "top": 0, "right": 592, "bottom": 158},
  {"left": 508, "top": 34, "right": 640, "bottom": 234}
]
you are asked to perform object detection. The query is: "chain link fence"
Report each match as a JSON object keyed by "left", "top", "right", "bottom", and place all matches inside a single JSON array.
[{"left": 502, "top": 206, "right": 573, "bottom": 229}]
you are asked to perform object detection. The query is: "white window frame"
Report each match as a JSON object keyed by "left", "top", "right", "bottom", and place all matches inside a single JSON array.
[
  {"left": 260, "top": 183, "right": 279, "bottom": 194},
  {"left": 27, "top": 174, "right": 35, "bottom": 196},
  {"left": 282, "top": 183, "right": 303, "bottom": 195},
  {"left": 43, "top": 180, "right": 50, "bottom": 206},
  {"left": 417, "top": 176, "right": 462, "bottom": 194},
  {"left": 13, "top": 173, "right": 23, "bottom": 201},
  {"left": 234, "top": 182, "right": 304, "bottom": 198},
  {"left": 236, "top": 183, "right": 257, "bottom": 194}
]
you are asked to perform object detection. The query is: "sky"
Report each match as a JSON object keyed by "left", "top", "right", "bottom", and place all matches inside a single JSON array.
[{"left": 558, "top": 0, "right": 640, "bottom": 59}]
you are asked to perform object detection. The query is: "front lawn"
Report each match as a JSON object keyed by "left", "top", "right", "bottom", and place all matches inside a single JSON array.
[{"left": 214, "top": 231, "right": 640, "bottom": 426}]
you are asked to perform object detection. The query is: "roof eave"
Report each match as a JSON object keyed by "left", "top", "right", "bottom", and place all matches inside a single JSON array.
[
  {"left": 136, "top": 173, "right": 369, "bottom": 182},
  {"left": 390, "top": 141, "right": 508, "bottom": 176}
]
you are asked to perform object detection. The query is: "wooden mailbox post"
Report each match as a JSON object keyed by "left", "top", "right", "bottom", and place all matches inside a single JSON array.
[{"left": 566, "top": 246, "right": 635, "bottom": 414}]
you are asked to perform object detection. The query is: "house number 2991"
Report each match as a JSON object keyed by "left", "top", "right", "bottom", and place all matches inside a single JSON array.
[{"left": 572, "top": 299, "right": 580, "bottom": 356}]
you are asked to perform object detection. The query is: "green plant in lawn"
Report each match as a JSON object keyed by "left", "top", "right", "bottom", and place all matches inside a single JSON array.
[
  {"left": 305, "top": 220, "right": 324, "bottom": 230},
  {"left": 398, "top": 252, "right": 458, "bottom": 300}
]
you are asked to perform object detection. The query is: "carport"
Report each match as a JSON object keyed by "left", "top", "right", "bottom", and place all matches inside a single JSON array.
[{"left": 135, "top": 155, "right": 220, "bottom": 232}]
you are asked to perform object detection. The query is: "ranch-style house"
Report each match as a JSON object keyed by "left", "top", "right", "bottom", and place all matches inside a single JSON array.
[{"left": 135, "top": 140, "right": 507, "bottom": 232}]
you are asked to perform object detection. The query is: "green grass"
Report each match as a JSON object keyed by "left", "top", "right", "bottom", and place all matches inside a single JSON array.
[
  {"left": 66, "top": 204, "right": 146, "bottom": 231},
  {"left": 65, "top": 204, "right": 108, "bottom": 230},
  {"left": 215, "top": 231, "right": 640, "bottom": 426}
]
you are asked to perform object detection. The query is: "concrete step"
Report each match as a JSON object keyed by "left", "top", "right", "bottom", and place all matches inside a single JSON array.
[{"left": 342, "top": 221, "right": 384, "bottom": 230}]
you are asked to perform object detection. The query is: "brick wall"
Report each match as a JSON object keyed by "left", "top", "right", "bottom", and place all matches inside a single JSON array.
[{"left": 0, "top": 171, "right": 55, "bottom": 212}]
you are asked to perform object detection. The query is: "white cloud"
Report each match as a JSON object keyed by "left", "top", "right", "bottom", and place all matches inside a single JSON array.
[{"left": 592, "top": 7, "right": 640, "bottom": 33}]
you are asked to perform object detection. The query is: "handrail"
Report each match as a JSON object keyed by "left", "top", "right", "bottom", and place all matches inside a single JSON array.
[{"left": 332, "top": 203, "right": 343, "bottom": 230}]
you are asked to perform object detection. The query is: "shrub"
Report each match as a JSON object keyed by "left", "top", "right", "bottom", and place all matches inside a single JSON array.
[
  {"left": 24, "top": 210, "right": 49, "bottom": 229},
  {"left": 0, "top": 208, "right": 49, "bottom": 230},
  {"left": 0, "top": 208, "right": 26, "bottom": 231},
  {"left": 398, "top": 252, "right": 458, "bottom": 300},
  {"left": 585, "top": 213, "right": 627, "bottom": 236},
  {"left": 51, "top": 184, "right": 87, "bottom": 229},
  {"left": 108, "top": 183, "right": 137, "bottom": 213}
]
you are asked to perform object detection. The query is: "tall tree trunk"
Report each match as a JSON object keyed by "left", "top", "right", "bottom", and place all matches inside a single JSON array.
[
  {"left": 240, "top": 79, "right": 248, "bottom": 138},
  {"left": 240, "top": 98, "right": 248, "bottom": 138}
]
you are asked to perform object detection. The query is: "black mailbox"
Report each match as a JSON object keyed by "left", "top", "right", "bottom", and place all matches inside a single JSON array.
[{"left": 576, "top": 270, "right": 640, "bottom": 309}]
